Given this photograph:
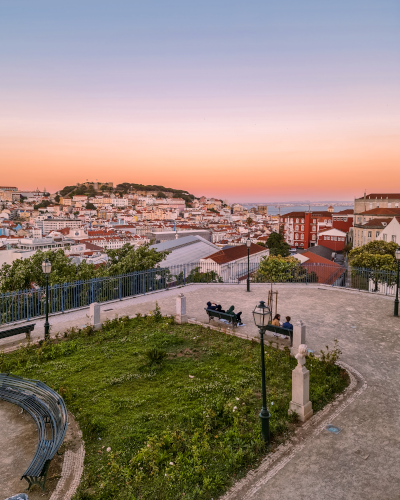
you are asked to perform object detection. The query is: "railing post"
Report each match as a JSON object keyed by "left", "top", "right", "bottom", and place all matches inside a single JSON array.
[
  {"left": 119, "top": 276, "right": 122, "bottom": 300},
  {"left": 184, "top": 267, "right": 186, "bottom": 286},
  {"left": 26, "top": 289, "right": 30, "bottom": 321},
  {"left": 143, "top": 272, "right": 146, "bottom": 295}
]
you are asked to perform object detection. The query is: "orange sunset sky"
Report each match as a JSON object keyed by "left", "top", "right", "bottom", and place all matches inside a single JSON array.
[{"left": 1, "top": 1, "right": 399, "bottom": 202}]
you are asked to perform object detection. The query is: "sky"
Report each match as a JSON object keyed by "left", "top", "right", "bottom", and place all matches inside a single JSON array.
[{"left": 1, "top": 1, "right": 399, "bottom": 202}]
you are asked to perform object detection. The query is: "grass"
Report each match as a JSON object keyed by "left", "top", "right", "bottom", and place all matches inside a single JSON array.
[{"left": 0, "top": 311, "right": 349, "bottom": 499}]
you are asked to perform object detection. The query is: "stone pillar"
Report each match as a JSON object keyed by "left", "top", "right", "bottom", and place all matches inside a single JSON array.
[
  {"left": 175, "top": 293, "right": 188, "bottom": 324},
  {"left": 291, "top": 320, "right": 306, "bottom": 356},
  {"left": 89, "top": 302, "right": 101, "bottom": 330},
  {"left": 289, "top": 344, "right": 313, "bottom": 422}
]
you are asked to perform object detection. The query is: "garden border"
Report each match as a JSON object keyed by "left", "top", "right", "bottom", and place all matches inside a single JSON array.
[{"left": 221, "top": 360, "right": 367, "bottom": 500}]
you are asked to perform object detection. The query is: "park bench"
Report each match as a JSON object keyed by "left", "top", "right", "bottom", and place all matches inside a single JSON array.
[
  {"left": 0, "top": 323, "right": 36, "bottom": 341},
  {"left": 0, "top": 373, "right": 68, "bottom": 491},
  {"left": 265, "top": 325, "right": 293, "bottom": 346},
  {"left": 205, "top": 308, "right": 239, "bottom": 328}
]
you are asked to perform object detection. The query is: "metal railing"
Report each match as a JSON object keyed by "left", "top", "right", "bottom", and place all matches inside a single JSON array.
[{"left": 0, "top": 263, "right": 397, "bottom": 325}]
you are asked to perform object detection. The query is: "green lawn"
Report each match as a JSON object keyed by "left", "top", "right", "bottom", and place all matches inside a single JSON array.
[{"left": 0, "top": 312, "right": 349, "bottom": 500}]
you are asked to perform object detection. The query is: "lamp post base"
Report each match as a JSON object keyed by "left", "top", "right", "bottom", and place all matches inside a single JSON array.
[
  {"left": 259, "top": 408, "right": 270, "bottom": 443},
  {"left": 44, "top": 322, "right": 50, "bottom": 341},
  {"left": 394, "top": 299, "right": 399, "bottom": 317},
  {"left": 247, "top": 279, "right": 250, "bottom": 292}
]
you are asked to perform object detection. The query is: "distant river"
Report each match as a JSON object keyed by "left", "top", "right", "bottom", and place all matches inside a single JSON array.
[{"left": 243, "top": 205, "right": 354, "bottom": 216}]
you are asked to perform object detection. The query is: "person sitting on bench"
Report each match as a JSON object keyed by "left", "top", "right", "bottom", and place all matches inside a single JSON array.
[
  {"left": 226, "top": 306, "right": 243, "bottom": 325},
  {"left": 206, "top": 301, "right": 225, "bottom": 312},
  {"left": 282, "top": 316, "right": 293, "bottom": 330},
  {"left": 272, "top": 314, "right": 281, "bottom": 326}
]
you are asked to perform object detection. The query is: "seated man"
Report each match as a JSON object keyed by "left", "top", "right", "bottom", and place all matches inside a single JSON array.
[
  {"left": 282, "top": 316, "right": 293, "bottom": 330},
  {"left": 206, "top": 301, "right": 225, "bottom": 312},
  {"left": 226, "top": 305, "right": 243, "bottom": 325}
]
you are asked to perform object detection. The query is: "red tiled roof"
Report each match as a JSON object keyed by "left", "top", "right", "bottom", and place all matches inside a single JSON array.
[
  {"left": 359, "top": 218, "right": 392, "bottom": 228},
  {"left": 301, "top": 252, "right": 343, "bottom": 284},
  {"left": 363, "top": 193, "right": 400, "bottom": 199},
  {"left": 203, "top": 243, "right": 267, "bottom": 264},
  {"left": 357, "top": 208, "right": 400, "bottom": 216},
  {"left": 335, "top": 209, "right": 354, "bottom": 215}
]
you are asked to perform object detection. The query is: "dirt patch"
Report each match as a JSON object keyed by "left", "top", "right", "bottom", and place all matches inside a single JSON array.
[{"left": 0, "top": 401, "right": 83, "bottom": 500}]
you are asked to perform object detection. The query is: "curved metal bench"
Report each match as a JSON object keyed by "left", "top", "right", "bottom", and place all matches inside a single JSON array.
[{"left": 0, "top": 373, "right": 68, "bottom": 491}]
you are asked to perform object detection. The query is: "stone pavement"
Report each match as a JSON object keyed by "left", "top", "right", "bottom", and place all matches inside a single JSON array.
[{"left": 1, "top": 284, "right": 400, "bottom": 499}]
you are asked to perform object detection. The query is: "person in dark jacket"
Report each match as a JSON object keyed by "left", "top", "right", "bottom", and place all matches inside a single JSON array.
[
  {"left": 226, "top": 305, "right": 243, "bottom": 325},
  {"left": 206, "top": 301, "right": 225, "bottom": 312},
  {"left": 282, "top": 316, "right": 293, "bottom": 330}
]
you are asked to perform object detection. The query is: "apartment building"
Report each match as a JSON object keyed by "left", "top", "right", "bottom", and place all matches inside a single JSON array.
[{"left": 281, "top": 211, "right": 333, "bottom": 249}]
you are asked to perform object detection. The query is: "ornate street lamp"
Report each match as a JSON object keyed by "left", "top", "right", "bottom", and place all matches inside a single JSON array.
[
  {"left": 42, "top": 258, "right": 52, "bottom": 340},
  {"left": 246, "top": 238, "right": 251, "bottom": 292},
  {"left": 394, "top": 248, "right": 400, "bottom": 317},
  {"left": 253, "top": 300, "right": 272, "bottom": 443}
]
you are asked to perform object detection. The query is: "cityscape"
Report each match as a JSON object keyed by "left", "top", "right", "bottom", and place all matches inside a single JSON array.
[{"left": 1, "top": 2, "right": 399, "bottom": 500}]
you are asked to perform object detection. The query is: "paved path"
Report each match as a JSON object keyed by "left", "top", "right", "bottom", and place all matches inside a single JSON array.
[{"left": 1, "top": 284, "right": 400, "bottom": 499}]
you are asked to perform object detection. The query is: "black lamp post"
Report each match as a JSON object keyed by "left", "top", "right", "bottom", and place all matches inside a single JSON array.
[
  {"left": 252, "top": 300, "right": 272, "bottom": 443},
  {"left": 42, "top": 258, "right": 52, "bottom": 340},
  {"left": 394, "top": 248, "right": 400, "bottom": 317},
  {"left": 246, "top": 238, "right": 251, "bottom": 292}
]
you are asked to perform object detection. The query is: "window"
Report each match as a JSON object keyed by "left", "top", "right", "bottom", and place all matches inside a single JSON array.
[
  {"left": 357, "top": 217, "right": 362, "bottom": 223},
  {"left": 295, "top": 233, "right": 299, "bottom": 239},
  {"left": 344, "top": 218, "right": 347, "bottom": 222},
  {"left": 301, "top": 225, "right": 304, "bottom": 230},
  {"left": 313, "top": 219, "right": 316, "bottom": 223},
  {"left": 301, "top": 219, "right": 304, "bottom": 223},
  {"left": 312, "top": 234, "right": 316, "bottom": 240},
  {"left": 396, "top": 204, "right": 399, "bottom": 208},
  {"left": 388, "top": 203, "right": 392, "bottom": 208},
  {"left": 392, "top": 235, "right": 397, "bottom": 243},
  {"left": 295, "top": 225, "right": 299, "bottom": 230},
  {"left": 383, "top": 234, "right": 387, "bottom": 241},
  {"left": 376, "top": 231, "right": 379, "bottom": 237},
  {"left": 301, "top": 234, "right": 304, "bottom": 240},
  {"left": 312, "top": 225, "right": 316, "bottom": 231},
  {"left": 296, "top": 218, "right": 299, "bottom": 223},
  {"left": 377, "top": 204, "right": 380, "bottom": 208},
  {"left": 369, "top": 203, "right": 373, "bottom": 209},
  {"left": 368, "top": 231, "right": 372, "bottom": 237}
]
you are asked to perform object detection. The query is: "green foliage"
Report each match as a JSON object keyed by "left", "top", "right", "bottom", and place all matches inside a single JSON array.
[
  {"left": 105, "top": 243, "right": 169, "bottom": 275},
  {"left": 145, "top": 348, "right": 168, "bottom": 366},
  {"left": 2, "top": 317, "right": 348, "bottom": 500},
  {"left": 246, "top": 217, "right": 254, "bottom": 226},
  {"left": 266, "top": 232, "right": 290, "bottom": 257},
  {"left": 169, "top": 267, "right": 223, "bottom": 285},
  {"left": 348, "top": 241, "right": 398, "bottom": 290},
  {"left": 85, "top": 202, "right": 96, "bottom": 210},
  {"left": 156, "top": 191, "right": 167, "bottom": 198},
  {"left": 59, "top": 185, "right": 76, "bottom": 197},
  {"left": 54, "top": 194, "right": 60, "bottom": 203},
  {"left": 253, "top": 256, "right": 315, "bottom": 283},
  {"left": 0, "top": 244, "right": 168, "bottom": 292},
  {"left": 34, "top": 200, "right": 51, "bottom": 210}
]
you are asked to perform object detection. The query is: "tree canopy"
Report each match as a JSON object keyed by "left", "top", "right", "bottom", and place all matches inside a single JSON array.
[
  {"left": 0, "top": 244, "right": 169, "bottom": 292},
  {"left": 253, "top": 255, "right": 316, "bottom": 283},
  {"left": 348, "top": 241, "right": 398, "bottom": 271},
  {"left": 266, "top": 232, "right": 290, "bottom": 257}
]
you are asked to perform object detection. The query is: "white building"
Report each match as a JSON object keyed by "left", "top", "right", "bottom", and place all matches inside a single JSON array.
[
  {"left": 377, "top": 216, "right": 400, "bottom": 245},
  {"left": 200, "top": 243, "right": 269, "bottom": 282}
]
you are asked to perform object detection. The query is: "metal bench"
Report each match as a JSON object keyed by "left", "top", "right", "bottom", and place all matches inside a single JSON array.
[
  {"left": 0, "top": 373, "right": 68, "bottom": 491},
  {"left": 0, "top": 324, "right": 36, "bottom": 341},
  {"left": 205, "top": 308, "right": 238, "bottom": 327},
  {"left": 265, "top": 325, "right": 293, "bottom": 346}
]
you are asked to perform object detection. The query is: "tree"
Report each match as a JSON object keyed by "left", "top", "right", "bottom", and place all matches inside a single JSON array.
[
  {"left": 85, "top": 202, "right": 96, "bottom": 210},
  {"left": 266, "top": 232, "right": 290, "bottom": 257},
  {"left": 253, "top": 256, "right": 298, "bottom": 283},
  {"left": 0, "top": 249, "right": 100, "bottom": 292},
  {"left": 348, "top": 241, "right": 397, "bottom": 291},
  {"left": 0, "top": 245, "right": 170, "bottom": 292},
  {"left": 246, "top": 217, "right": 253, "bottom": 226},
  {"left": 105, "top": 244, "right": 169, "bottom": 275},
  {"left": 54, "top": 194, "right": 60, "bottom": 203},
  {"left": 157, "top": 191, "right": 167, "bottom": 199}
]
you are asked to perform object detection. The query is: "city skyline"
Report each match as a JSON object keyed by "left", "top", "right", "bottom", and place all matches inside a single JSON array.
[{"left": 1, "top": 1, "right": 399, "bottom": 201}]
